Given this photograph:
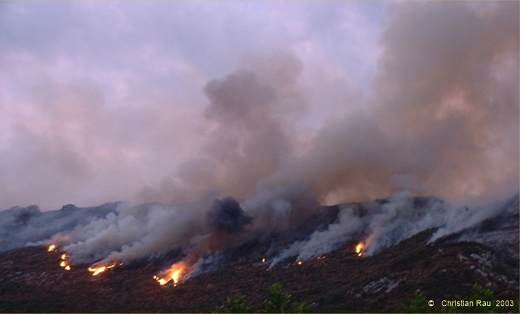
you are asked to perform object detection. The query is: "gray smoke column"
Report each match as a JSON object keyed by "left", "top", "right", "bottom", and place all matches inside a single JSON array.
[
  {"left": 138, "top": 48, "right": 306, "bottom": 205},
  {"left": 207, "top": 197, "right": 252, "bottom": 233},
  {"left": 141, "top": 2, "right": 518, "bottom": 208},
  {"left": 42, "top": 183, "right": 317, "bottom": 268},
  {"left": 265, "top": 1, "right": 518, "bottom": 206},
  {"left": 269, "top": 191, "right": 517, "bottom": 267}
]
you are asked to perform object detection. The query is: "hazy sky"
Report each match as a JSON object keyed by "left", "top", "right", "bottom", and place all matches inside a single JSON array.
[{"left": 1, "top": 1, "right": 518, "bottom": 211}]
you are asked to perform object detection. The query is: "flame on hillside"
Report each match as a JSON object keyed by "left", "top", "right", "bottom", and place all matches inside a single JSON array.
[
  {"left": 355, "top": 242, "right": 364, "bottom": 257},
  {"left": 48, "top": 244, "right": 57, "bottom": 252},
  {"left": 88, "top": 264, "right": 116, "bottom": 276},
  {"left": 60, "top": 253, "right": 71, "bottom": 270},
  {"left": 153, "top": 261, "right": 187, "bottom": 286}
]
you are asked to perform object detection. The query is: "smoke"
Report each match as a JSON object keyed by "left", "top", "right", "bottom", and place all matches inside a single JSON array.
[
  {"left": 141, "top": 2, "right": 518, "bottom": 209},
  {"left": 0, "top": 203, "right": 119, "bottom": 252},
  {"left": 429, "top": 192, "right": 520, "bottom": 242},
  {"left": 267, "top": 0, "right": 519, "bottom": 206},
  {"left": 269, "top": 190, "right": 518, "bottom": 267},
  {"left": 138, "top": 48, "right": 306, "bottom": 205},
  {"left": 31, "top": 183, "right": 316, "bottom": 267},
  {"left": 207, "top": 197, "right": 252, "bottom": 233},
  {"left": 269, "top": 191, "right": 449, "bottom": 266}
]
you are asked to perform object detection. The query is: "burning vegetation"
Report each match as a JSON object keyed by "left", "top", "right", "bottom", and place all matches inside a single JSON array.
[
  {"left": 153, "top": 261, "right": 188, "bottom": 286},
  {"left": 47, "top": 244, "right": 71, "bottom": 270},
  {"left": 88, "top": 264, "right": 117, "bottom": 276},
  {"left": 60, "top": 253, "right": 71, "bottom": 270},
  {"left": 355, "top": 242, "right": 364, "bottom": 257}
]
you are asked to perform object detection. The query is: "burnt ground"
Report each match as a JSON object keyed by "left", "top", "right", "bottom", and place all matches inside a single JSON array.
[{"left": 0, "top": 228, "right": 518, "bottom": 313}]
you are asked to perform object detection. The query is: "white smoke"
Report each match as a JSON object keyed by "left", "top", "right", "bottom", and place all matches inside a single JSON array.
[
  {"left": 63, "top": 201, "right": 208, "bottom": 264},
  {"left": 38, "top": 183, "right": 317, "bottom": 269},
  {"left": 429, "top": 192, "right": 519, "bottom": 242},
  {"left": 0, "top": 203, "right": 119, "bottom": 252},
  {"left": 268, "top": 191, "right": 520, "bottom": 267}
]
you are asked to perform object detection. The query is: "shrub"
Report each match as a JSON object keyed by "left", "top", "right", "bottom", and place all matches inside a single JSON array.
[
  {"left": 215, "top": 295, "right": 254, "bottom": 313},
  {"left": 215, "top": 283, "right": 308, "bottom": 313},
  {"left": 402, "top": 289, "right": 430, "bottom": 313}
]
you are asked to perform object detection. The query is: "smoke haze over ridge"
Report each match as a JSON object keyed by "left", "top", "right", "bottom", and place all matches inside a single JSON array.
[
  {"left": 0, "top": 1, "right": 517, "bottom": 211},
  {"left": 138, "top": 1, "right": 519, "bottom": 208}
]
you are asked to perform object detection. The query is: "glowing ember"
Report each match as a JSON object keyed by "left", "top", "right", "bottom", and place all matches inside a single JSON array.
[
  {"left": 297, "top": 261, "right": 302, "bottom": 265},
  {"left": 88, "top": 264, "right": 115, "bottom": 276},
  {"left": 261, "top": 258, "right": 266, "bottom": 263},
  {"left": 153, "top": 262, "right": 187, "bottom": 286},
  {"left": 65, "top": 265, "right": 71, "bottom": 270},
  {"left": 355, "top": 242, "right": 364, "bottom": 257},
  {"left": 61, "top": 254, "right": 66, "bottom": 260},
  {"left": 48, "top": 244, "right": 57, "bottom": 252}
]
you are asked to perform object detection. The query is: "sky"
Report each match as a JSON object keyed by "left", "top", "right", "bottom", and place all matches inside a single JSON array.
[{"left": 0, "top": 1, "right": 518, "bottom": 211}]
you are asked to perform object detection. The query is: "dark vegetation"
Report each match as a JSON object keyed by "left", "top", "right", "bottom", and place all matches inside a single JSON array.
[
  {"left": 215, "top": 283, "right": 308, "bottom": 313},
  {"left": 0, "top": 227, "right": 517, "bottom": 312}
]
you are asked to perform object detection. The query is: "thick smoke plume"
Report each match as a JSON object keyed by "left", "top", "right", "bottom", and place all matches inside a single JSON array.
[
  {"left": 21, "top": 183, "right": 316, "bottom": 268},
  {"left": 269, "top": 191, "right": 518, "bottom": 268},
  {"left": 141, "top": 1, "right": 518, "bottom": 208},
  {"left": 207, "top": 197, "right": 252, "bottom": 233}
]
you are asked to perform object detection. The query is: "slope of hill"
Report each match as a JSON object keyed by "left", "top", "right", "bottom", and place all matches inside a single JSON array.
[{"left": 0, "top": 196, "right": 518, "bottom": 312}]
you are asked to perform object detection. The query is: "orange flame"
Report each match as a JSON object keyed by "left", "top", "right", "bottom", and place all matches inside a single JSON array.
[
  {"left": 48, "top": 244, "right": 57, "bottom": 252},
  {"left": 59, "top": 253, "right": 72, "bottom": 270},
  {"left": 88, "top": 264, "right": 115, "bottom": 276},
  {"left": 355, "top": 242, "right": 364, "bottom": 257},
  {"left": 153, "top": 262, "right": 187, "bottom": 286}
]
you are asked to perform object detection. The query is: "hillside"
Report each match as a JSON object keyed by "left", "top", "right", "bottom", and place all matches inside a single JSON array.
[{"left": 0, "top": 197, "right": 518, "bottom": 312}]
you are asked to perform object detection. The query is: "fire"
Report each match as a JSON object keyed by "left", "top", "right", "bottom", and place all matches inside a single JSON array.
[
  {"left": 88, "top": 264, "right": 116, "bottom": 276},
  {"left": 261, "top": 258, "right": 266, "bottom": 263},
  {"left": 297, "top": 261, "right": 302, "bottom": 265},
  {"left": 355, "top": 242, "right": 364, "bottom": 257},
  {"left": 48, "top": 244, "right": 57, "bottom": 252},
  {"left": 59, "top": 253, "right": 72, "bottom": 270},
  {"left": 153, "top": 262, "right": 187, "bottom": 286}
]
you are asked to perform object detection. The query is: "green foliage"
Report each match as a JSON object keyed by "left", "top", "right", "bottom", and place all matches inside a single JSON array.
[
  {"left": 402, "top": 289, "right": 430, "bottom": 313},
  {"left": 215, "top": 283, "right": 308, "bottom": 313},
  {"left": 215, "top": 295, "right": 254, "bottom": 313},
  {"left": 261, "top": 283, "right": 309, "bottom": 313},
  {"left": 402, "top": 284, "right": 499, "bottom": 313}
]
